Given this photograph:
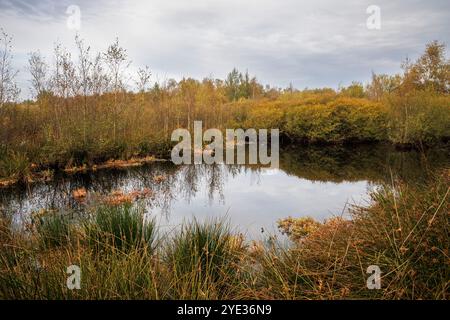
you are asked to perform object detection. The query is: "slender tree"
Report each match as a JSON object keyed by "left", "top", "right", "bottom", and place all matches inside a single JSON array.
[
  {"left": 135, "top": 65, "right": 151, "bottom": 93},
  {"left": 28, "top": 51, "right": 48, "bottom": 100},
  {"left": 0, "top": 29, "right": 20, "bottom": 108},
  {"left": 75, "top": 35, "right": 93, "bottom": 143},
  {"left": 103, "top": 38, "right": 130, "bottom": 143}
]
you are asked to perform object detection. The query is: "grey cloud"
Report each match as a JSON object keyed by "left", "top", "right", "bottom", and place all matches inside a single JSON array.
[{"left": 0, "top": 0, "right": 448, "bottom": 98}]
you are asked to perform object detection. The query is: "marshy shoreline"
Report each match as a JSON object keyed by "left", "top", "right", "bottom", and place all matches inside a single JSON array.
[
  {"left": 1, "top": 139, "right": 448, "bottom": 189},
  {"left": 0, "top": 155, "right": 169, "bottom": 188},
  {"left": 0, "top": 169, "right": 448, "bottom": 299}
]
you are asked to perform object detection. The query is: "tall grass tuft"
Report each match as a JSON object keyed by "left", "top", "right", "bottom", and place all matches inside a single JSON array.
[
  {"left": 349, "top": 170, "right": 450, "bottom": 299},
  {"left": 164, "top": 218, "right": 243, "bottom": 299},
  {"left": 33, "top": 210, "right": 73, "bottom": 248},
  {"left": 85, "top": 203, "right": 157, "bottom": 253},
  {"left": 0, "top": 150, "right": 31, "bottom": 182}
]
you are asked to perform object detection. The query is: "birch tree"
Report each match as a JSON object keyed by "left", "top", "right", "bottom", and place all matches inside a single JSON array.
[{"left": 0, "top": 29, "right": 20, "bottom": 107}]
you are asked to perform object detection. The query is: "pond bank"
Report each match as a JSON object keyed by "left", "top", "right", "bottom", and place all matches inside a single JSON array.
[
  {"left": 2, "top": 140, "right": 449, "bottom": 188},
  {"left": 0, "top": 155, "right": 169, "bottom": 188}
]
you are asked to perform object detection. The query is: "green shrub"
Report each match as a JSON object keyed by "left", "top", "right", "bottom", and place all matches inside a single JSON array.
[
  {"left": 283, "top": 98, "right": 388, "bottom": 143},
  {"left": 388, "top": 91, "right": 450, "bottom": 145}
]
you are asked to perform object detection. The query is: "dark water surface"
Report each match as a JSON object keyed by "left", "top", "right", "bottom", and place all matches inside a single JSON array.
[{"left": 1, "top": 144, "right": 448, "bottom": 239}]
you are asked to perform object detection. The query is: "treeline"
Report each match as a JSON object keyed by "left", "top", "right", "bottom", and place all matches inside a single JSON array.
[
  {"left": 229, "top": 41, "right": 449, "bottom": 145},
  {"left": 0, "top": 28, "right": 449, "bottom": 181}
]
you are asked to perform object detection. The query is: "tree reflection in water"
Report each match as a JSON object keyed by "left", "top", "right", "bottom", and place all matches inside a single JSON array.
[{"left": 1, "top": 144, "right": 448, "bottom": 238}]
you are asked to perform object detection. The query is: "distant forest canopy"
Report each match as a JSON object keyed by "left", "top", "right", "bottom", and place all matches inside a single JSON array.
[
  {"left": 0, "top": 28, "right": 449, "bottom": 181},
  {"left": 0, "top": 29, "right": 448, "bottom": 105}
]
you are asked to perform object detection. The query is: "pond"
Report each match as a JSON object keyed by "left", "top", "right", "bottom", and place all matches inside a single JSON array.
[{"left": 1, "top": 144, "right": 448, "bottom": 239}]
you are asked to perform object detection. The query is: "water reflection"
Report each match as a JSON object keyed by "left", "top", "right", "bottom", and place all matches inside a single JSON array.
[{"left": 1, "top": 144, "right": 448, "bottom": 238}]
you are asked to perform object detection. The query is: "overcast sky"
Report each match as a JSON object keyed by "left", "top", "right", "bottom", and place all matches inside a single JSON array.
[{"left": 1, "top": 0, "right": 449, "bottom": 99}]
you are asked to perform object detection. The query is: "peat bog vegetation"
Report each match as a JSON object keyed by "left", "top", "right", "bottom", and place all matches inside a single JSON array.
[{"left": 0, "top": 30, "right": 449, "bottom": 300}]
